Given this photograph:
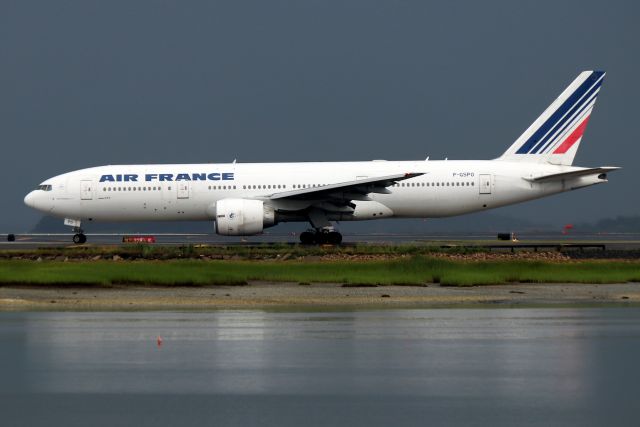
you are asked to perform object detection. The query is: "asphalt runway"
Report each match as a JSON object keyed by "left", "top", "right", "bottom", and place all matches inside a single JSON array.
[{"left": 3, "top": 232, "right": 640, "bottom": 250}]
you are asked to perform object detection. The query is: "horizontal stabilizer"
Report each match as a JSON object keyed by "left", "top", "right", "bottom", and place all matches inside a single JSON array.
[{"left": 524, "top": 166, "right": 620, "bottom": 182}]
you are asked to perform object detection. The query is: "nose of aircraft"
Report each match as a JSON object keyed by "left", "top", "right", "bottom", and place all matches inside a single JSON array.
[{"left": 24, "top": 191, "right": 36, "bottom": 208}]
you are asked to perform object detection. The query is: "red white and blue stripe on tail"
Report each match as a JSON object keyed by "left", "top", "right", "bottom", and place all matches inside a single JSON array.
[{"left": 500, "top": 71, "right": 605, "bottom": 166}]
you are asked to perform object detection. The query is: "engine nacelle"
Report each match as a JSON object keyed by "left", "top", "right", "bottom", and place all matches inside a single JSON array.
[{"left": 215, "top": 199, "right": 275, "bottom": 236}]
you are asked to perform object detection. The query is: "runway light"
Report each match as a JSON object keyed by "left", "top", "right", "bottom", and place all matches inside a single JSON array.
[{"left": 156, "top": 336, "right": 163, "bottom": 347}]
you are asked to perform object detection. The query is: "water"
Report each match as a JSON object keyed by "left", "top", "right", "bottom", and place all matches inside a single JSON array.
[{"left": 1, "top": 309, "right": 640, "bottom": 426}]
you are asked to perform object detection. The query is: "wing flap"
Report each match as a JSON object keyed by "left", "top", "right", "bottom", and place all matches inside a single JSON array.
[{"left": 269, "top": 172, "right": 424, "bottom": 200}]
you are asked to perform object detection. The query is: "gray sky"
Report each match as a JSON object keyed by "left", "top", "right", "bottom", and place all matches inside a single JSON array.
[{"left": 1, "top": 0, "right": 637, "bottom": 231}]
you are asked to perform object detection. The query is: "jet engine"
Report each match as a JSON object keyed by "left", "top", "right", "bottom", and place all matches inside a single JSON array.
[{"left": 215, "top": 199, "right": 276, "bottom": 236}]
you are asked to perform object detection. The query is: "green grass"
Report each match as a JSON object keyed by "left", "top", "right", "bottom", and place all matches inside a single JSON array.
[
  {"left": 1, "top": 257, "right": 640, "bottom": 287},
  {"left": 0, "top": 242, "right": 484, "bottom": 261}
]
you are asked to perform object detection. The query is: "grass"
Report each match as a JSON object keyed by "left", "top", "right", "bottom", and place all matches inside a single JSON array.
[
  {"left": 0, "top": 242, "right": 484, "bottom": 261},
  {"left": 1, "top": 256, "right": 640, "bottom": 287}
]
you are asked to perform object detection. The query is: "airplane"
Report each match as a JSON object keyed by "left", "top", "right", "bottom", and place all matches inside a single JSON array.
[{"left": 24, "top": 70, "right": 618, "bottom": 244}]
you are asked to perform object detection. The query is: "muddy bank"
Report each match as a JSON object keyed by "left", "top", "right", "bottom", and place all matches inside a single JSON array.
[{"left": 1, "top": 281, "right": 639, "bottom": 311}]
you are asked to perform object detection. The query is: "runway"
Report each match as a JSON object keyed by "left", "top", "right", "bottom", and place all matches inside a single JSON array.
[{"left": 3, "top": 232, "right": 640, "bottom": 250}]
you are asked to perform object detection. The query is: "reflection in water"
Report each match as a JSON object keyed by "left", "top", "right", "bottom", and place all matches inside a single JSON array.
[{"left": 1, "top": 309, "right": 640, "bottom": 427}]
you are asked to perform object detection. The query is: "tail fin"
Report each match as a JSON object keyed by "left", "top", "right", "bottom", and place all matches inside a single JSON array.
[{"left": 499, "top": 71, "right": 605, "bottom": 166}]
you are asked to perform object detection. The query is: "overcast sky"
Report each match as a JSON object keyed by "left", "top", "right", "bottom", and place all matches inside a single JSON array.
[{"left": 1, "top": 0, "right": 637, "bottom": 231}]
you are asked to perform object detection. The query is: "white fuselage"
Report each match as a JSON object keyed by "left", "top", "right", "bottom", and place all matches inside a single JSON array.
[{"left": 24, "top": 160, "right": 604, "bottom": 227}]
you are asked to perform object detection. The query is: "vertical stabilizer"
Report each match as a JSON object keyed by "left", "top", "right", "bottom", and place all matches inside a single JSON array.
[{"left": 499, "top": 71, "right": 605, "bottom": 166}]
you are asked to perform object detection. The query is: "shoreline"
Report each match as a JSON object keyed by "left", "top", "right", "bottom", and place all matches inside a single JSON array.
[{"left": 2, "top": 281, "right": 639, "bottom": 311}]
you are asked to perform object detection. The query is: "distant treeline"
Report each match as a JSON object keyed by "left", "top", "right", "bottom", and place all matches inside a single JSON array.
[{"left": 575, "top": 216, "right": 640, "bottom": 233}]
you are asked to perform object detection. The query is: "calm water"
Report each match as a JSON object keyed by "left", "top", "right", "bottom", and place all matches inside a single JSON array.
[{"left": 1, "top": 309, "right": 640, "bottom": 426}]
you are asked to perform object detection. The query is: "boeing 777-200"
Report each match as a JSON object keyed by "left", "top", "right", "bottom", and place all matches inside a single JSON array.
[{"left": 24, "top": 71, "right": 618, "bottom": 244}]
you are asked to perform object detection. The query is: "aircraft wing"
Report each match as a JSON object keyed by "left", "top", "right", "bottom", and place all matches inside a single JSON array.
[
  {"left": 524, "top": 167, "right": 620, "bottom": 182},
  {"left": 269, "top": 172, "right": 424, "bottom": 202}
]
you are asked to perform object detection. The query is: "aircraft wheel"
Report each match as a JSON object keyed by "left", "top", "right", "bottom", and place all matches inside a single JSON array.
[
  {"left": 73, "top": 233, "right": 87, "bottom": 244},
  {"left": 300, "top": 231, "right": 315, "bottom": 245},
  {"left": 327, "top": 231, "right": 342, "bottom": 245},
  {"left": 314, "top": 232, "right": 327, "bottom": 244}
]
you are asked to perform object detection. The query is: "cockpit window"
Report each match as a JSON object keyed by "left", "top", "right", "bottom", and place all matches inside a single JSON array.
[{"left": 35, "top": 185, "right": 52, "bottom": 191}]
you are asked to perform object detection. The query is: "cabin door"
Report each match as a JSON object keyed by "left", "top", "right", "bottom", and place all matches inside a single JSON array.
[
  {"left": 80, "top": 180, "right": 94, "bottom": 200},
  {"left": 177, "top": 182, "right": 190, "bottom": 199},
  {"left": 479, "top": 174, "right": 492, "bottom": 194}
]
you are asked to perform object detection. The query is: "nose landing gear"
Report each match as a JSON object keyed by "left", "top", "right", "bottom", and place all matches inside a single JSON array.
[
  {"left": 72, "top": 233, "right": 87, "bottom": 244},
  {"left": 299, "top": 229, "right": 342, "bottom": 245},
  {"left": 65, "top": 219, "right": 87, "bottom": 244}
]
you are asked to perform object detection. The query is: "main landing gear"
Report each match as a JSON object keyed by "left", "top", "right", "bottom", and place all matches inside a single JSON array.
[{"left": 299, "top": 229, "right": 343, "bottom": 245}]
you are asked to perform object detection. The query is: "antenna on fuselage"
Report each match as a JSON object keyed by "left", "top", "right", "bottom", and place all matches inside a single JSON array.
[
  {"left": 425, "top": 156, "right": 429, "bottom": 161},
  {"left": 232, "top": 159, "right": 237, "bottom": 164}
]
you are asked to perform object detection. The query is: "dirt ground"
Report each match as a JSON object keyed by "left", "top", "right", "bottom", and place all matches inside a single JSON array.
[{"left": 1, "top": 281, "right": 639, "bottom": 310}]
